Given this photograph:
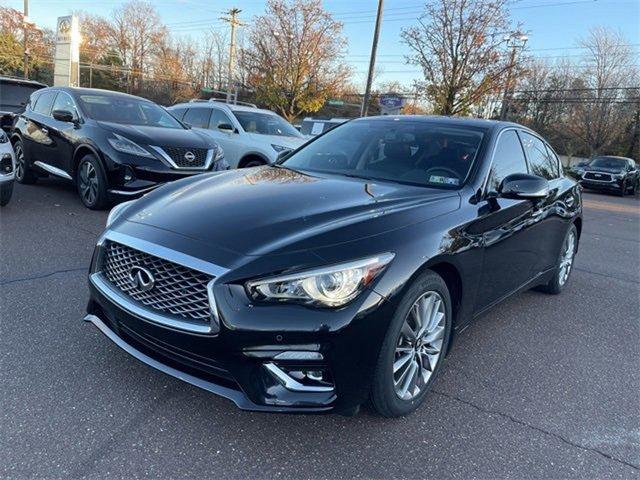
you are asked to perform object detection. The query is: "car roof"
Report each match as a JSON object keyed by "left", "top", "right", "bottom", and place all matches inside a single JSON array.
[
  {"left": 170, "top": 101, "right": 278, "bottom": 116},
  {"left": 0, "top": 76, "right": 48, "bottom": 88},
  {"left": 42, "top": 86, "right": 152, "bottom": 103},
  {"left": 355, "top": 115, "right": 520, "bottom": 130}
]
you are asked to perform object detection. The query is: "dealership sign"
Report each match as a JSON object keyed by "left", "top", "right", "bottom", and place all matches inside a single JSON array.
[
  {"left": 379, "top": 94, "right": 406, "bottom": 115},
  {"left": 53, "top": 15, "right": 80, "bottom": 87}
]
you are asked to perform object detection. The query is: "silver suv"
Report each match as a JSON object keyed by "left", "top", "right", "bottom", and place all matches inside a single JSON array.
[{"left": 168, "top": 100, "right": 307, "bottom": 168}]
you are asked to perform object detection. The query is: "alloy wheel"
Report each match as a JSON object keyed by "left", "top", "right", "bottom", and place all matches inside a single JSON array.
[
  {"left": 558, "top": 230, "right": 576, "bottom": 286},
  {"left": 393, "top": 291, "right": 446, "bottom": 400},
  {"left": 15, "top": 143, "right": 24, "bottom": 181},
  {"left": 79, "top": 161, "right": 98, "bottom": 206}
]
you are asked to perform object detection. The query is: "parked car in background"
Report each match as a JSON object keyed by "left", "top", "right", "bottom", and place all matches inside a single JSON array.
[
  {"left": 11, "top": 87, "right": 227, "bottom": 209},
  {"left": 168, "top": 100, "right": 306, "bottom": 168},
  {"left": 299, "top": 117, "right": 349, "bottom": 137},
  {"left": 85, "top": 116, "right": 582, "bottom": 417},
  {"left": 580, "top": 156, "right": 638, "bottom": 196},
  {"left": 0, "top": 76, "right": 46, "bottom": 132},
  {"left": 567, "top": 160, "right": 589, "bottom": 178},
  {"left": 0, "top": 129, "right": 16, "bottom": 206}
]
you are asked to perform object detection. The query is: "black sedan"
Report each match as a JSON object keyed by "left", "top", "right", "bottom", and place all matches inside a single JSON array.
[
  {"left": 579, "top": 156, "right": 639, "bottom": 196},
  {"left": 85, "top": 116, "right": 582, "bottom": 417},
  {"left": 10, "top": 87, "right": 228, "bottom": 209}
]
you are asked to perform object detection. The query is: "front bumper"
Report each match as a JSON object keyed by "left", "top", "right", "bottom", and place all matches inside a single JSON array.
[
  {"left": 85, "top": 231, "right": 392, "bottom": 413},
  {"left": 579, "top": 177, "right": 624, "bottom": 192}
]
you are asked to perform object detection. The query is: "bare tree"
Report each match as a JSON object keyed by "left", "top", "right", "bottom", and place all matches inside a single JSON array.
[
  {"left": 401, "top": 0, "right": 519, "bottom": 116},
  {"left": 110, "top": 1, "right": 166, "bottom": 92},
  {"left": 243, "top": 0, "right": 351, "bottom": 121},
  {"left": 565, "top": 27, "right": 638, "bottom": 155}
]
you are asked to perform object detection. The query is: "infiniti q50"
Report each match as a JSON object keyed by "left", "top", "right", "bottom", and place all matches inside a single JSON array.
[{"left": 85, "top": 116, "right": 582, "bottom": 417}]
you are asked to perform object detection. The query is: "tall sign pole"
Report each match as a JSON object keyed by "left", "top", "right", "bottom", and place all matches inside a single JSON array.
[
  {"left": 221, "top": 8, "right": 242, "bottom": 103},
  {"left": 361, "top": 0, "right": 384, "bottom": 117},
  {"left": 53, "top": 15, "right": 80, "bottom": 87},
  {"left": 23, "top": 0, "right": 29, "bottom": 79}
]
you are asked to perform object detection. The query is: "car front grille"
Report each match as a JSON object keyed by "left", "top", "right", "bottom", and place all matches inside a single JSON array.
[
  {"left": 102, "top": 241, "right": 214, "bottom": 323},
  {"left": 583, "top": 172, "right": 613, "bottom": 181},
  {"left": 160, "top": 146, "right": 209, "bottom": 169}
]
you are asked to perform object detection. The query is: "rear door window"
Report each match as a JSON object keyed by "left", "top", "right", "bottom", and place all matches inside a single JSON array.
[
  {"left": 32, "top": 91, "right": 58, "bottom": 116},
  {"left": 183, "top": 108, "right": 211, "bottom": 129},
  {"left": 520, "top": 131, "right": 559, "bottom": 180}
]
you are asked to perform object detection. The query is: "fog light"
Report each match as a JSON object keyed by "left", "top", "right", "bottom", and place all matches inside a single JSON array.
[
  {"left": 0, "top": 154, "right": 12, "bottom": 174},
  {"left": 264, "top": 363, "right": 334, "bottom": 392},
  {"left": 123, "top": 165, "right": 135, "bottom": 183}
]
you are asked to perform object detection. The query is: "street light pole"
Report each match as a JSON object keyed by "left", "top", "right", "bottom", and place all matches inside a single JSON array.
[
  {"left": 23, "top": 0, "right": 29, "bottom": 79},
  {"left": 221, "top": 8, "right": 242, "bottom": 103},
  {"left": 500, "top": 32, "right": 528, "bottom": 120},
  {"left": 360, "top": 0, "right": 384, "bottom": 117}
]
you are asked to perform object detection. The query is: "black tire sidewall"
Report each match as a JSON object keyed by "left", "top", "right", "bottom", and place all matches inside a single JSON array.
[
  {"left": 76, "top": 155, "right": 109, "bottom": 209},
  {"left": 14, "top": 140, "right": 36, "bottom": 184},
  {"left": 0, "top": 181, "right": 13, "bottom": 206},
  {"left": 371, "top": 270, "right": 453, "bottom": 417}
]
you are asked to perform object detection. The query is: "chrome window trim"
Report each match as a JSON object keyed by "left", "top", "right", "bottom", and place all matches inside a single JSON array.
[
  {"left": 149, "top": 145, "right": 214, "bottom": 171},
  {"left": 33, "top": 161, "right": 73, "bottom": 180}
]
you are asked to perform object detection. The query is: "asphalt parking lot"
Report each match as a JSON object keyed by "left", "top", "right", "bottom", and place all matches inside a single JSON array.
[{"left": 1, "top": 178, "right": 639, "bottom": 479}]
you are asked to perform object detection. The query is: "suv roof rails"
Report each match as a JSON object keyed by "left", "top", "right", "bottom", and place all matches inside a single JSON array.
[{"left": 188, "top": 97, "right": 258, "bottom": 109}]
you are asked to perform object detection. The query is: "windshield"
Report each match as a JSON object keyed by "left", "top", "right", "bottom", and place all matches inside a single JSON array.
[
  {"left": 78, "top": 94, "right": 184, "bottom": 128},
  {"left": 233, "top": 111, "right": 302, "bottom": 137},
  {"left": 282, "top": 120, "right": 485, "bottom": 188},
  {"left": 590, "top": 157, "right": 627, "bottom": 170},
  {"left": 0, "top": 82, "right": 43, "bottom": 113}
]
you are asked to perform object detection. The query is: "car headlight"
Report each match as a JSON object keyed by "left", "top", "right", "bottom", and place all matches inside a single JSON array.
[
  {"left": 214, "top": 145, "right": 224, "bottom": 161},
  {"left": 246, "top": 253, "right": 394, "bottom": 308},
  {"left": 0, "top": 130, "right": 8, "bottom": 144},
  {"left": 613, "top": 172, "right": 625, "bottom": 179},
  {"left": 271, "top": 144, "right": 290, "bottom": 153},
  {"left": 106, "top": 200, "right": 135, "bottom": 228},
  {"left": 108, "top": 134, "right": 154, "bottom": 158}
]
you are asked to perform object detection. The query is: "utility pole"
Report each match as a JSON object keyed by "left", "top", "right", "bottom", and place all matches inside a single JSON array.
[
  {"left": 221, "top": 8, "right": 242, "bottom": 103},
  {"left": 22, "top": 0, "right": 29, "bottom": 79},
  {"left": 500, "top": 32, "right": 528, "bottom": 120},
  {"left": 360, "top": 0, "right": 383, "bottom": 117}
]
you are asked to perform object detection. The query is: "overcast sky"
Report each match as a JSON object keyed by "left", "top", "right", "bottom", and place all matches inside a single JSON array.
[{"left": 4, "top": 0, "right": 639, "bottom": 90}]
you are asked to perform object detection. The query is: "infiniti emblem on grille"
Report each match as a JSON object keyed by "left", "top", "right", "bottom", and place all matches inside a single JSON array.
[
  {"left": 128, "top": 266, "right": 155, "bottom": 292},
  {"left": 184, "top": 151, "right": 196, "bottom": 162}
]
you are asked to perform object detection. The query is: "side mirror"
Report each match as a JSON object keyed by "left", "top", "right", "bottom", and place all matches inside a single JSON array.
[
  {"left": 52, "top": 109, "right": 75, "bottom": 123},
  {"left": 499, "top": 173, "right": 549, "bottom": 200},
  {"left": 218, "top": 123, "right": 235, "bottom": 133}
]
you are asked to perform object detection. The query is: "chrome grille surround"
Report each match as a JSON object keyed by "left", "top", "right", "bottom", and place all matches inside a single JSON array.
[
  {"left": 103, "top": 240, "right": 214, "bottom": 323},
  {"left": 149, "top": 145, "right": 212, "bottom": 170},
  {"left": 583, "top": 171, "right": 613, "bottom": 182}
]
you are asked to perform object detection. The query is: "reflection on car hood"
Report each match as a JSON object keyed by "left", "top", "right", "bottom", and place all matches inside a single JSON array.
[
  {"left": 125, "top": 166, "right": 460, "bottom": 257},
  {"left": 244, "top": 133, "right": 306, "bottom": 150},
  {"left": 97, "top": 121, "right": 215, "bottom": 149}
]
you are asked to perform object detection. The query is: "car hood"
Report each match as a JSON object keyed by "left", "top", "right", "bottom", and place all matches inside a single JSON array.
[
  {"left": 584, "top": 166, "right": 625, "bottom": 174},
  {"left": 244, "top": 133, "right": 307, "bottom": 150},
  {"left": 97, "top": 121, "right": 215, "bottom": 149},
  {"left": 123, "top": 166, "right": 460, "bottom": 258}
]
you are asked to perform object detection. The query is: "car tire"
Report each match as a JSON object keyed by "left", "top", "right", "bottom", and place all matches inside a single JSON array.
[
  {"left": 243, "top": 159, "right": 264, "bottom": 168},
  {"left": 0, "top": 181, "right": 13, "bottom": 206},
  {"left": 370, "top": 270, "right": 452, "bottom": 418},
  {"left": 76, "top": 154, "right": 109, "bottom": 210},
  {"left": 538, "top": 224, "right": 578, "bottom": 295},
  {"left": 13, "top": 139, "right": 37, "bottom": 184}
]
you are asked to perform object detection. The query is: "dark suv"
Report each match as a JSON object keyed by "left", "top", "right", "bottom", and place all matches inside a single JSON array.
[
  {"left": 0, "top": 76, "right": 46, "bottom": 132},
  {"left": 580, "top": 156, "right": 639, "bottom": 196},
  {"left": 11, "top": 87, "right": 227, "bottom": 209}
]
